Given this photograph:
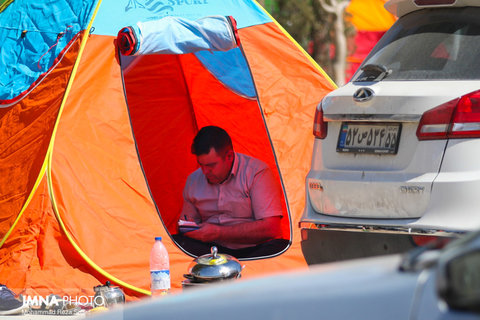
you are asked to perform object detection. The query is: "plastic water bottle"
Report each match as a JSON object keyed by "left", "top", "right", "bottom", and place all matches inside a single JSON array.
[{"left": 150, "top": 237, "right": 170, "bottom": 296}]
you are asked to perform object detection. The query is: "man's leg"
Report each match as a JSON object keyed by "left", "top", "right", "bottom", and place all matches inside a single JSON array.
[
  {"left": 222, "top": 239, "right": 290, "bottom": 259},
  {"left": 173, "top": 235, "right": 290, "bottom": 259},
  {"left": 172, "top": 234, "right": 215, "bottom": 256}
]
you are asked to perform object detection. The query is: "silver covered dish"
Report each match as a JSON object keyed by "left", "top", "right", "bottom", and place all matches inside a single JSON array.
[{"left": 184, "top": 246, "right": 243, "bottom": 282}]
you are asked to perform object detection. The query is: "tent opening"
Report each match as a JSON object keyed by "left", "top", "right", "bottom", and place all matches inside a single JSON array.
[{"left": 119, "top": 50, "right": 292, "bottom": 259}]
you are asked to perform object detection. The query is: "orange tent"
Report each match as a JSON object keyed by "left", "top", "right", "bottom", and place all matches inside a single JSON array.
[
  {"left": 346, "top": 0, "right": 397, "bottom": 80},
  {"left": 0, "top": 0, "right": 335, "bottom": 300}
]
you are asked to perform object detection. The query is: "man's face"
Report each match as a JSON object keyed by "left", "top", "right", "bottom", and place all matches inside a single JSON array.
[{"left": 197, "top": 147, "right": 234, "bottom": 184}]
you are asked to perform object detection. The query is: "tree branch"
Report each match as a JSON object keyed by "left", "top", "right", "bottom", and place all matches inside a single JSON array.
[
  {"left": 318, "top": 0, "right": 335, "bottom": 14},
  {"left": 339, "top": 0, "right": 350, "bottom": 11}
]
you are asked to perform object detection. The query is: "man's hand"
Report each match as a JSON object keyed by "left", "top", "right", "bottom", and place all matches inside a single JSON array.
[{"left": 184, "top": 223, "right": 221, "bottom": 242}]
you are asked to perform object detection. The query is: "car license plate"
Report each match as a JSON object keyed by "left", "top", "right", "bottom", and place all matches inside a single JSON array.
[{"left": 337, "top": 122, "right": 401, "bottom": 154}]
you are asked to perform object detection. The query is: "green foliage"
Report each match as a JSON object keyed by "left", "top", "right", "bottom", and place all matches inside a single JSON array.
[{"left": 264, "top": 0, "right": 355, "bottom": 80}]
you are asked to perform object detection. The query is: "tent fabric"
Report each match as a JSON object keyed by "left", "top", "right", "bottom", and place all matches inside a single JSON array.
[
  {"left": 92, "top": 0, "right": 271, "bottom": 36},
  {"left": 0, "top": 0, "right": 96, "bottom": 102},
  {"left": 118, "top": 16, "right": 239, "bottom": 56},
  {"left": 195, "top": 49, "right": 257, "bottom": 98},
  {"left": 118, "top": 15, "right": 256, "bottom": 97},
  {"left": 0, "top": 35, "right": 82, "bottom": 245},
  {"left": 0, "top": 0, "right": 336, "bottom": 300}
]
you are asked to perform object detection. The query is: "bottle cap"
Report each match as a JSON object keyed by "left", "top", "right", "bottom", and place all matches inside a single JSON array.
[{"left": 155, "top": 236, "right": 162, "bottom": 241}]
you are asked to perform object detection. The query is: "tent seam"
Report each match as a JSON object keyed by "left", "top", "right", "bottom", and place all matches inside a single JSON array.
[
  {"left": 0, "top": 167, "right": 48, "bottom": 248},
  {"left": 118, "top": 46, "right": 167, "bottom": 231},
  {"left": 236, "top": 40, "right": 292, "bottom": 261},
  {"left": 177, "top": 54, "right": 199, "bottom": 133}
]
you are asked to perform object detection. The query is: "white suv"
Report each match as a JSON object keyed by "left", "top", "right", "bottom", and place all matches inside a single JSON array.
[{"left": 301, "top": 0, "right": 480, "bottom": 263}]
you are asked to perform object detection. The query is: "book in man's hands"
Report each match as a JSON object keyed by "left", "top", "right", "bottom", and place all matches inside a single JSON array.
[{"left": 178, "top": 219, "right": 200, "bottom": 233}]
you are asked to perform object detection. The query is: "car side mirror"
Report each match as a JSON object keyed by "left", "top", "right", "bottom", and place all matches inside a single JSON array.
[{"left": 437, "top": 232, "right": 480, "bottom": 312}]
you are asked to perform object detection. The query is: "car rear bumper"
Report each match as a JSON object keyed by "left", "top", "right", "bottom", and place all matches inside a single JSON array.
[{"left": 300, "top": 228, "right": 419, "bottom": 265}]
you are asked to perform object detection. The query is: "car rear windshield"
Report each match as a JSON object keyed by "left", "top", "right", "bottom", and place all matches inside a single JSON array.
[{"left": 352, "top": 7, "right": 480, "bottom": 81}]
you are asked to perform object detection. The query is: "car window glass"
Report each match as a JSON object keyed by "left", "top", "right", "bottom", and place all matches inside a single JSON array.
[{"left": 353, "top": 7, "right": 480, "bottom": 81}]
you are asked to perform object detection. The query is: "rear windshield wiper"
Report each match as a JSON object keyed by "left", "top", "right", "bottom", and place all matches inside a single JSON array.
[{"left": 355, "top": 64, "right": 392, "bottom": 82}]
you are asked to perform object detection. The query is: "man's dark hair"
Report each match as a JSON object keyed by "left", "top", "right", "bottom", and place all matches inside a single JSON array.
[{"left": 191, "top": 126, "right": 233, "bottom": 156}]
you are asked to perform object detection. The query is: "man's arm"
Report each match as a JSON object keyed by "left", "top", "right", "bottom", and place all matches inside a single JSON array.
[
  {"left": 178, "top": 182, "right": 201, "bottom": 233},
  {"left": 184, "top": 216, "right": 282, "bottom": 244}
]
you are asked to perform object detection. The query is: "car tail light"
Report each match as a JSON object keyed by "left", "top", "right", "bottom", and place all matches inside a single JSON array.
[
  {"left": 411, "top": 235, "right": 452, "bottom": 248},
  {"left": 313, "top": 102, "right": 327, "bottom": 139},
  {"left": 417, "top": 90, "right": 480, "bottom": 140}
]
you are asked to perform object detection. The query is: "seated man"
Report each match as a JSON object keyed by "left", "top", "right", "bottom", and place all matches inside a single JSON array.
[{"left": 173, "top": 125, "right": 288, "bottom": 258}]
